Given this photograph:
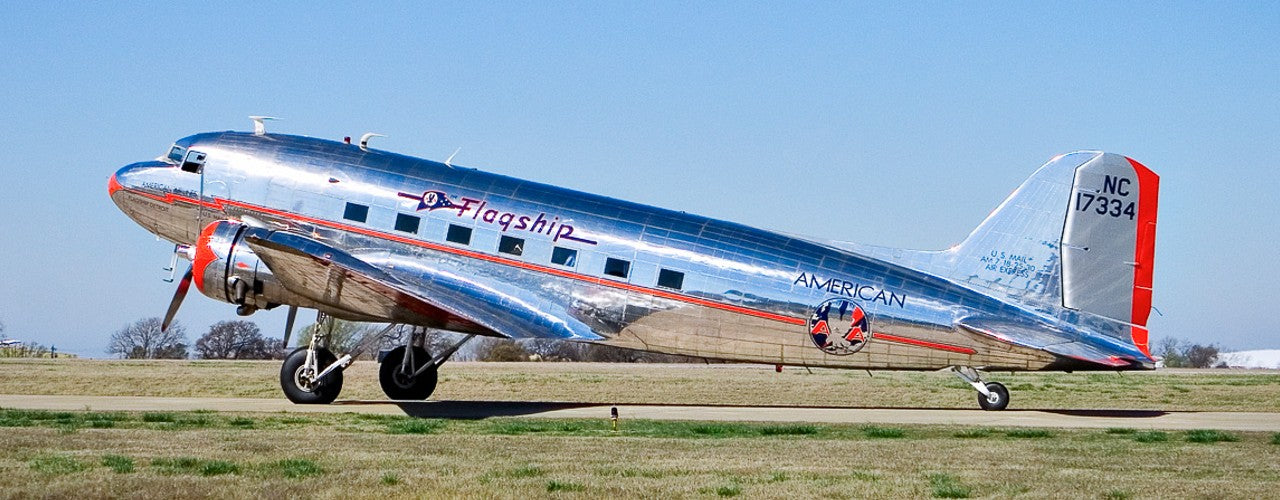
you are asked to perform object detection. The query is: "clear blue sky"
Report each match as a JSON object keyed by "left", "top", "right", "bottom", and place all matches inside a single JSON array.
[{"left": 1, "top": 2, "right": 1276, "bottom": 356}]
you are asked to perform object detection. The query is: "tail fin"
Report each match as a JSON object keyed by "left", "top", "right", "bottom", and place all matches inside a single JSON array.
[{"left": 948, "top": 152, "right": 1159, "bottom": 333}]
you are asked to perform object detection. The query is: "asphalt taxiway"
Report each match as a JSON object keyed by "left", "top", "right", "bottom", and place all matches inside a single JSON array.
[{"left": 2, "top": 394, "right": 1278, "bottom": 431}]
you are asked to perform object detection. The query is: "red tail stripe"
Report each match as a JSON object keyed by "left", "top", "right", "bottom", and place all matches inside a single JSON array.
[{"left": 1126, "top": 156, "right": 1158, "bottom": 360}]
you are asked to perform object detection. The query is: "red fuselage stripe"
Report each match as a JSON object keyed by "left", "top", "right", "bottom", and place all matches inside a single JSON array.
[
  {"left": 872, "top": 333, "right": 977, "bottom": 355},
  {"left": 118, "top": 186, "right": 982, "bottom": 356}
]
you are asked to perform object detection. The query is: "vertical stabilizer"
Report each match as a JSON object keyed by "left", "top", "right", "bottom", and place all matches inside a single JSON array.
[
  {"left": 947, "top": 152, "right": 1095, "bottom": 307},
  {"left": 947, "top": 152, "right": 1159, "bottom": 353}
]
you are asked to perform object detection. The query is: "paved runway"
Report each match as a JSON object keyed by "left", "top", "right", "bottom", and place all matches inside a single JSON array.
[{"left": 3, "top": 394, "right": 1278, "bottom": 431}]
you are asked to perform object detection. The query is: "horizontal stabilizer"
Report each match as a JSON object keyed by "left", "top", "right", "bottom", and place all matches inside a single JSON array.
[{"left": 957, "top": 316, "right": 1143, "bottom": 369}]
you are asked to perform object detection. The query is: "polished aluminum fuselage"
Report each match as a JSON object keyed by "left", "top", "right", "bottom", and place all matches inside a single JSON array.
[{"left": 111, "top": 132, "right": 1149, "bottom": 371}]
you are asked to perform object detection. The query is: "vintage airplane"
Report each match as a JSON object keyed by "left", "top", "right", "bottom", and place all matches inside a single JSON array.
[{"left": 108, "top": 120, "right": 1158, "bottom": 410}]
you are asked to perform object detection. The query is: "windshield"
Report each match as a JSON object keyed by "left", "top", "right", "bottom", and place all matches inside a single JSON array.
[{"left": 165, "top": 145, "right": 185, "bottom": 164}]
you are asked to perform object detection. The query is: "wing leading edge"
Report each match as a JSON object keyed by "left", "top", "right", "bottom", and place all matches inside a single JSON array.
[{"left": 242, "top": 228, "right": 602, "bottom": 341}]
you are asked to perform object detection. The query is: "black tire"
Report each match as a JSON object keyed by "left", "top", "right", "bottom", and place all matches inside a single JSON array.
[
  {"left": 279, "top": 347, "right": 344, "bottom": 404},
  {"left": 977, "top": 381, "right": 1009, "bottom": 411},
  {"left": 379, "top": 346, "right": 438, "bottom": 400}
]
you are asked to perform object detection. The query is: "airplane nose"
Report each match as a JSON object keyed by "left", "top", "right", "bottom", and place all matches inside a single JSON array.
[
  {"left": 108, "top": 171, "right": 124, "bottom": 197},
  {"left": 109, "top": 161, "right": 154, "bottom": 200}
]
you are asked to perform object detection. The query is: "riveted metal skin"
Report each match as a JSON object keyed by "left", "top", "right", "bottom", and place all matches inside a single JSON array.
[{"left": 110, "top": 132, "right": 1157, "bottom": 372}]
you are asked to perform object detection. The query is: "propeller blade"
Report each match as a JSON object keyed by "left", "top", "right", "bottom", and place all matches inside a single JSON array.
[
  {"left": 162, "top": 265, "right": 193, "bottom": 332},
  {"left": 282, "top": 305, "right": 298, "bottom": 349}
]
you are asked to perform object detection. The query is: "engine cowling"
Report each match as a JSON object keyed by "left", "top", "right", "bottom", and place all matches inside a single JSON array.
[{"left": 192, "top": 220, "right": 303, "bottom": 313}]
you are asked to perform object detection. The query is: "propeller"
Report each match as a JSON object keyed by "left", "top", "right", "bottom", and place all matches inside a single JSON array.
[
  {"left": 282, "top": 305, "right": 298, "bottom": 349},
  {"left": 162, "top": 265, "right": 193, "bottom": 332}
]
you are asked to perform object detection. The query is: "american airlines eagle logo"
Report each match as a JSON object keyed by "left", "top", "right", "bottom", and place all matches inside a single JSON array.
[
  {"left": 807, "top": 298, "right": 871, "bottom": 355},
  {"left": 398, "top": 190, "right": 456, "bottom": 211}
]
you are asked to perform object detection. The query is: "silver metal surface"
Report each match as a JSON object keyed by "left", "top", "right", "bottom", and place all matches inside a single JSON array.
[{"left": 109, "top": 131, "right": 1160, "bottom": 374}]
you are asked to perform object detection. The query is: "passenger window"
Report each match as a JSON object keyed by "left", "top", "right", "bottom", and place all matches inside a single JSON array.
[
  {"left": 180, "top": 151, "right": 206, "bottom": 174},
  {"left": 446, "top": 224, "right": 472, "bottom": 245},
  {"left": 604, "top": 258, "right": 630, "bottom": 279},
  {"left": 551, "top": 247, "right": 577, "bottom": 267},
  {"left": 657, "top": 269, "right": 684, "bottom": 290},
  {"left": 394, "top": 213, "right": 420, "bottom": 233},
  {"left": 498, "top": 235, "right": 524, "bottom": 256},
  {"left": 343, "top": 203, "right": 368, "bottom": 223}
]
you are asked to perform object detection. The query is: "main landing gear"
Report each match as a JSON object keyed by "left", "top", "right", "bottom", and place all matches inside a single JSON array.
[
  {"left": 378, "top": 327, "right": 475, "bottom": 401},
  {"left": 277, "top": 313, "right": 477, "bottom": 404},
  {"left": 280, "top": 312, "right": 351, "bottom": 404},
  {"left": 951, "top": 366, "right": 1009, "bottom": 411}
]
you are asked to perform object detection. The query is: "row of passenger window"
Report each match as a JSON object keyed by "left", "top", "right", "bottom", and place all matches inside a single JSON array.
[{"left": 343, "top": 202, "right": 685, "bottom": 291}]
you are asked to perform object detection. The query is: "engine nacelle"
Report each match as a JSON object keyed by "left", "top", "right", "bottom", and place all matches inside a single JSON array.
[{"left": 192, "top": 220, "right": 302, "bottom": 313}]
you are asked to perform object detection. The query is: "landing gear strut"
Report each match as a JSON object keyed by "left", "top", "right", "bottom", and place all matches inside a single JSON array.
[
  {"left": 279, "top": 313, "right": 360, "bottom": 406},
  {"left": 279, "top": 312, "right": 350, "bottom": 404},
  {"left": 277, "top": 312, "right": 476, "bottom": 404},
  {"left": 377, "top": 327, "right": 475, "bottom": 400},
  {"left": 951, "top": 366, "right": 1009, "bottom": 411}
]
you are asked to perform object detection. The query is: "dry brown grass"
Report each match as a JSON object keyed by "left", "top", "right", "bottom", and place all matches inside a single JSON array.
[
  {"left": 1, "top": 359, "right": 1278, "bottom": 411},
  {"left": 0, "top": 410, "right": 1277, "bottom": 499}
]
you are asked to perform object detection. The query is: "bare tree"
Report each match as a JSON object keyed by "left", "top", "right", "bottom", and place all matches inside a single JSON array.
[
  {"left": 422, "top": 329, "right": 460, "bottom": 354},
  {"left": 195, "top": 321, "right": 281, "bottom": 359},
  {"left": 108, "top": 317, "right": 188, "bottom": 359},
  {"left": 1185, "top": 344, "right": 1220, "bottom": 369},
  {"left": 1154, "top": 337, "right": 1186, "bottom": 367},
  {"left": 1154, "top": 337, "right": 1221, "bottom": 369}
]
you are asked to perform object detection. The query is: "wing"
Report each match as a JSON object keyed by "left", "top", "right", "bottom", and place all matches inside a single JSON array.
[{"left": 241, "top": 228, "right": 602, "bottom": 341}]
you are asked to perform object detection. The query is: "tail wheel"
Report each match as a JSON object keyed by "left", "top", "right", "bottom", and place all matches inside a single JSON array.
[
  {"left": 280, "top": 347, "right": 344, "bottom": 404},
  {"left": 978, "top": 381, "right": 1009, "bottom": 411},
  {"left": 378, "top": 346, "right": 438, "bottom": 400}
]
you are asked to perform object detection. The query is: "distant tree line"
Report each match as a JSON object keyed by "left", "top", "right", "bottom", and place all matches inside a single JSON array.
[
  {"left": 0, "top": 343, "right": 72, "bottom": 359},
  {"left": 290, "top": 321, "right": 712, "bottom": 363},
  {"left": 107, "top": 316, "right": 715, "bottom": 363},
  {"left": 107, "top": 317, "right": 284, "bottom": 360},
  {"left": 0, "top": 318, "right": 75, "bottom": 358}
]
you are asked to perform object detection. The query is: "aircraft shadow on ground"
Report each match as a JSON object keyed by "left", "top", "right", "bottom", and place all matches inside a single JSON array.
[
  {"left": 390, "top": 400, "right": 598, "bottom": 419},
  {"left": 1038, "top": 409, "right": 1169, "bottom": 418},
  {"left": 330, "top": 400, "right": 1170, "bottom": 420}
]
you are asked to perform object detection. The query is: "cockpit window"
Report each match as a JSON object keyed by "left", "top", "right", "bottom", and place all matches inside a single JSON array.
[
  {"left": 180, "top": 151, "right": 206, "bottom": 174},
  {"left": 166, "top": 145, "right": 185, "bottom": 164}
]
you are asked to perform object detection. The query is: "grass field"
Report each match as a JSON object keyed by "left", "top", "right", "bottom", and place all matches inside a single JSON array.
[
  {"left": 1, "top": 359, "right": 1279, "bottom": 411},
  {"left": 1, "top": 407, "right": 1277, "bottom": 498},
  {"left": 2, "top": 360, "right": 1278, "bottom": 497}
]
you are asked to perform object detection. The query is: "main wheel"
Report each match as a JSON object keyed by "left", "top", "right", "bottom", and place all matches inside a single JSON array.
[
  {"left": 280, "top": 347, "right": 344, "bottom": 404},
  {"left": 379, "top": 346, "right": 438, "bottom": 400},
  {"left": 977, "top": 381, "right": 1009, "bottom": 411}
]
